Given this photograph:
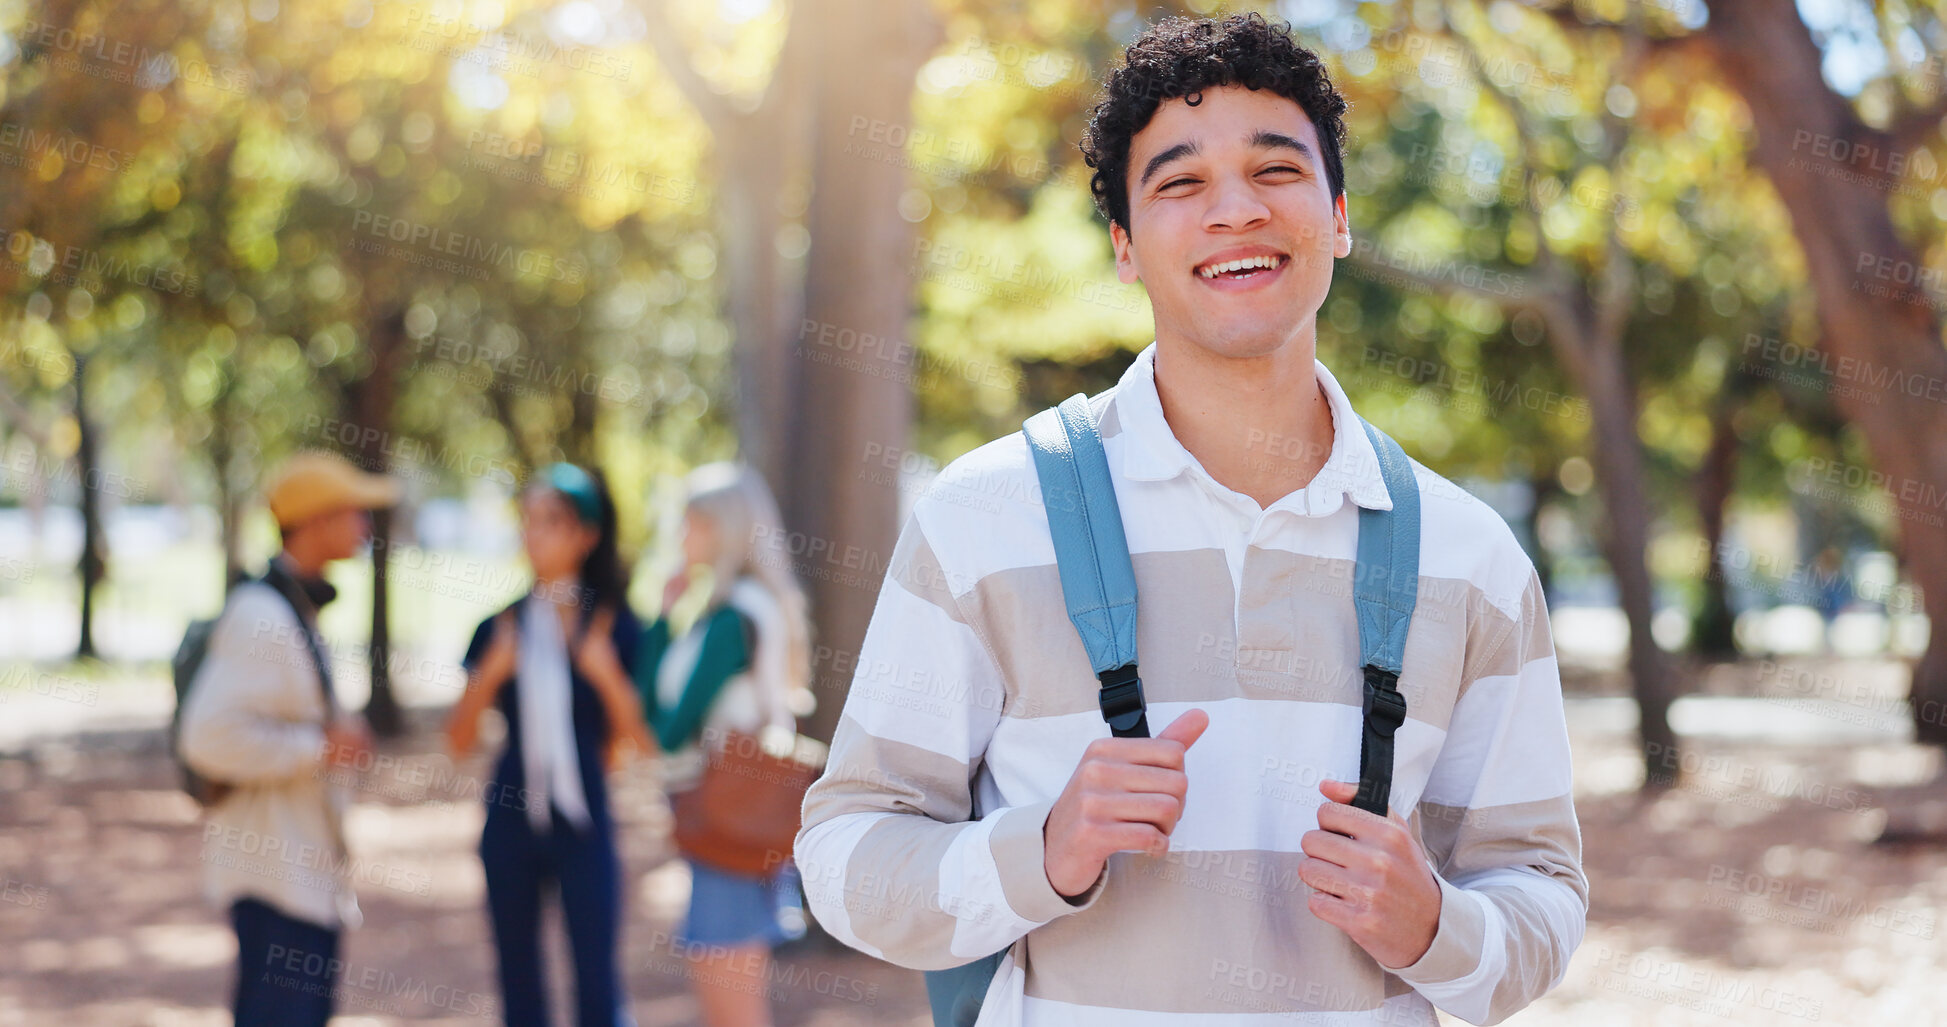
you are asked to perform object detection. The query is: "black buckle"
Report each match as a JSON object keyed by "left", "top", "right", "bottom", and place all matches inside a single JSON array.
[
  {"left": 1097, "top": 663, "right": 1148, "bottom": 737},
  {"left": 1361, "top": 664, "right": 1407, "bottom": 738}
]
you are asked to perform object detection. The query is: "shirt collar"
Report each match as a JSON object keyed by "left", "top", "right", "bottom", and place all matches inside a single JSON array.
[{"left": 1110, "top": 341, "right": 1394, "bottom": 515}]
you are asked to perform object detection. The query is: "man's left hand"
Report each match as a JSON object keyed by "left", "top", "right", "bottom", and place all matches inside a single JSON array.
[{"left": 1298, "top": 778, "right": 1442, "bottom": 970}]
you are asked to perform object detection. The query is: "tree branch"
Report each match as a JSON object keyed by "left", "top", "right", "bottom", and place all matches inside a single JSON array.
[
  {"left": 0, "top": 373, "right": 50, "bottom": 449},
  {"left": 1892, "top": 94, "right": 1947, "bottom": 152},
  {"left": 1343, "top": 246, "right": 1574, "bottom": 327},
  {"left": 1441, "top": 7, "right": 1569, "bottom": 284},
  {"left": 641, "top": 0, "right": 737, "bottom": 136}
]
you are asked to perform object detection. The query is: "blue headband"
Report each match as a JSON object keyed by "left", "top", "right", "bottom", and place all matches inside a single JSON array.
[{"left": 542, "top": 463, "right": 602, "bottom": 525}]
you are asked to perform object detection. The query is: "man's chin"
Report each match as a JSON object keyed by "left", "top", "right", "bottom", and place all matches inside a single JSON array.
[{"left": 1177, "top": 312, "right": 1311, "bottom": 360}]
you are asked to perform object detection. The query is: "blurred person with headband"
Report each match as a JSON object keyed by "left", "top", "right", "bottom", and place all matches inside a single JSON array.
[
  {"left": 179, "top": 450, "right": 398, "bottom": 1027},
  {"left": 446, "top": 462, "right": 653, "bottom": 1027},
  {"left": 635, "top": 462, "right": 815, "bottom": 1027}
]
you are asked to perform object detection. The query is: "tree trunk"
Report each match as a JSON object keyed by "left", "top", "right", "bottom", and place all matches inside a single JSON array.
[
  {"left": 209, "top": 373, "right": 247, "bottom": 592},
  {"left": 1527, "top": 472, "right": 1560, "bottom": 601},
  {"left": 787, "top": 0, "right": 941, "bottom": 743},
  {"left": 641, "top": 0, "right": 813, "bottom": 493},
  {"left": 1705, "top": 0, "right": 1947, "bottom": 744},
  {"left": 723, "top": 128, "right": 799, "bottom": 492},
  {"left": 347, "top": 309, "right": 410, "bottom": 736},
  {"left": 1693, "top": 370, "right": 1744, "bottom": 658},
  {"left": 72, "top": 351, "right": 102, "bottom": 660},
  {"left": 1566, "top": 325, "right": 1681, "bottom": 787}
]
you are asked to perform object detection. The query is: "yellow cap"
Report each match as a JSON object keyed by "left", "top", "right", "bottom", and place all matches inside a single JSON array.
[{"left": 265, "top": 451, "right": 401, "bottom": 528}]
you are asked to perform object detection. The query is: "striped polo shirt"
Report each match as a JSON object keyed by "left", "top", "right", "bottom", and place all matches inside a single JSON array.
[{"left": 796, "top": 341, "right": 1587, "bottom": 1025}]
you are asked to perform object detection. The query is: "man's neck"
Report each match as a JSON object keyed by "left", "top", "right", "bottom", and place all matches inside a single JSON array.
[{"left": 1151, "top": 334, "right": 1334, "bottom": 510}]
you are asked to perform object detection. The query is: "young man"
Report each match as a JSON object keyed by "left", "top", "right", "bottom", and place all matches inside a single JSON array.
[
  {"left": 796, "top": 13, "right": 1587, "bottom": 1026},
  {"left": 180, "top": 451, "right": 398, "bottom": 1027}
]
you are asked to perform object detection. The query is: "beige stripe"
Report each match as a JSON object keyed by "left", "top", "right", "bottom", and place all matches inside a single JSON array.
[
  {"left": 1459, "top": 573, "right": 1550, "bottom": 686},
  {"left": 1235, "top": 548, "right": 1476, "bottom": 722},
  {"left": 1416, "top": 793, "right": 1585, "bottom": 904},
  {"left": 963, "top": 545, "right": 1497, "bottom": 729},
  {"left": 958, "top": 548, "right": 1239, "bottom": 720},
  {"left": 1514, "top": 572, "right": 1556, "bottom": 665},
  {"left": 990, "top": 799, "right": 1098, "bottom": 923},
  {"left": 889, "top": 512, "right": 972, "bottom": 624},
  {"left": 802, "top": 716, "right": 974, "bottom": 826},
  {"left": 841, "top": 816, "right": 992, "bottom": 969},
  {"left": 1021, "top": 849, "right": 1395, "bottom": 1014}
]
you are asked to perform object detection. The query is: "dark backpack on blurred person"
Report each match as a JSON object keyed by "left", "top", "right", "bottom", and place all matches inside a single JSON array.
[{"left": 169, "top": 563, "right": 334, "bottom": 807}]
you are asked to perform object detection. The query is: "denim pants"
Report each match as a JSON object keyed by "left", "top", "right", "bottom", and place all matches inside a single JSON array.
[
  {"left": 230, "top": 897, "right": 340, "bottom": 1027},
  {"left": 481, "top": 805, "right": 627, "bottom": 1027}
]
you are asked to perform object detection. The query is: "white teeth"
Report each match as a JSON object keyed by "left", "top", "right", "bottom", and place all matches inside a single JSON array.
[{"left": 1197, "top": 254, "right": 1283, "bottom": 278}]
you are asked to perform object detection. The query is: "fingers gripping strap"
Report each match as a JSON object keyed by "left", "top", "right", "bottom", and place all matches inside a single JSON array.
[{"left": 1353, "top": 418, "right": 1421, "bottom": 815}]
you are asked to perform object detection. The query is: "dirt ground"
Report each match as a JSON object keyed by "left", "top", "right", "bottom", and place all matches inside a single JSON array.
[{"left": 3, "top": 665, "right": 1946, "bottom": 1026}]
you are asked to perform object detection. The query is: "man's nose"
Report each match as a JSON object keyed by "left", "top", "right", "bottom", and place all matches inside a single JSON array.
[{"left": 1202, "top": 175, "right": 1271, "bottom": 230}]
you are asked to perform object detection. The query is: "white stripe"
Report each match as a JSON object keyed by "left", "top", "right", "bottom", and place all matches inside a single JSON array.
[
  {"left": 1422, "top": 657, "right": 1572, "bottom": 810},
  {"left": 1395, "top": 883, "right": 1504, "bottom": 1023},
  {"left": 842, "top": 581, "right": 1001, "bottom": 765},
  {"left": 1019, "top": 993, "right": 1441, "bottom": 1026},
  {"left": 919, "top": 441, "right": 1536, "bottom": 624},
  {"left": 980, "top": 699, "right": 1448, "bottom": 855}
]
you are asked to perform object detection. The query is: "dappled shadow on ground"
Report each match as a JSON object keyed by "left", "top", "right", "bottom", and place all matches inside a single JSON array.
[
  {"left": 3, "top": 695, "right": 1944, "bottom": 1026},
  {"left": 0, "top": 722, "right": 926, "bottom": 1026},
  {"left": 1527, "top": 726, "right": 1946, "bottom": 1025}
]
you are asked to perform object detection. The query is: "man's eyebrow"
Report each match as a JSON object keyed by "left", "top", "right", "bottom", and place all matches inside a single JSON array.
[
  {"left": 1138, "top": 132, "right": 1314, "bottom": 188},
  {"left": 1138, "top": 141, "right": 1200, "bottom": 187},
  {"left": 1250, "top": 130, "right": 1313, "bottom": 160}
]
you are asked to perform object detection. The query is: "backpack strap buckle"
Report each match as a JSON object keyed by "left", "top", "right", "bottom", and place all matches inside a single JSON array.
[
  {"left": 1097, "top": 663, "right": 1149, "bottom": 738},
  {"left": 1354, "top": 664, "right": 1407, "bottom": 815}
]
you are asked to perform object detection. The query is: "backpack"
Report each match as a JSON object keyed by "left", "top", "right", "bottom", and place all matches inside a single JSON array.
[
  {"left": 922, "top": 393, "right": 1423, "bottom": 1027},
  {"left": 170, "top": 565, "right": 335, "bottom": 807}
]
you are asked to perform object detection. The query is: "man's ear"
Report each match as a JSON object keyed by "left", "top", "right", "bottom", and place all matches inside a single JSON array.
[
  {"left": 1333, "top": 192, "right": 1351, "bottom": 259},
  {"left": 1111, "top": 219, "right": 1140, "bottom": 284}
]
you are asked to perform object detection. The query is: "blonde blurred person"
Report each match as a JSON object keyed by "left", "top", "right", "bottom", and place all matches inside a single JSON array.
[{"left": 636, "top": 463, "right": 814, "bottom": 1027}]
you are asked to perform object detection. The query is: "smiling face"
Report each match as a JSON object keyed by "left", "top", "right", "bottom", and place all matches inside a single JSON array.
[{"left": 1110, "top": 85, "right": 1350, "bottom": 362}]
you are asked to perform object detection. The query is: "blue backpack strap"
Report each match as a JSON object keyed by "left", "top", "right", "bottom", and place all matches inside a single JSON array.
[
  {"left": 1352, "top": 417, "right": 1421, "bottom": 816},
  {"left": 1022, "top": 393, "right": 1147, "bottom": 739},
  {"left": 922, "top": 394, "right": 1146, "bottom": 1027}
]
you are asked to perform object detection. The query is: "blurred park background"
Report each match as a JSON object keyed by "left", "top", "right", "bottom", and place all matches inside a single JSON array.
[{"left": 2, "top": 0, "right": 1946, "bottom": 1022}]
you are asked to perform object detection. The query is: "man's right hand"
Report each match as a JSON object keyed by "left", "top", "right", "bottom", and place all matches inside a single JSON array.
[{"left": 1042, "top": 708, "right": 1209, "bottom": 898}]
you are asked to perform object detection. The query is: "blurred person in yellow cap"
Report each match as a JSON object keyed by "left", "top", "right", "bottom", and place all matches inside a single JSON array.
[{"left": 177, "top": 450, "right": 399, "bottom": 1027}]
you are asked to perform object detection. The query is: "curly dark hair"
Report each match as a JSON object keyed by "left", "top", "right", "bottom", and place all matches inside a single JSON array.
[{"left": 1079, "top": 13, "right": 1349, "bottom": 234}]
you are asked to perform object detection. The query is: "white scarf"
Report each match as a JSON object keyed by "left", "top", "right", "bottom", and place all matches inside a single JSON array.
[{"left": 516, "top": 594, "right": 592, "bottom": 834}]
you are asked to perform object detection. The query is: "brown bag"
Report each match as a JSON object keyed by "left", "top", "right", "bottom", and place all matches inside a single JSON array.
[{"left": 672, "top": 729, "right": 827, "bottom": 877}]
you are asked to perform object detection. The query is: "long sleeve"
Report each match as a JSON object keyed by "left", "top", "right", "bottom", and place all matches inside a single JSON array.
[
  {"left": 795, "top": 507, "right": 1102, "bottom": 971},
  {"left": 179, "top": 588, "right": 328, "bottom": 784},
  {"left": 1394, "top": 567, "right": 1588, "bottom": 1024},
  {"left": 636, "top": 607, "right": 751, "bottom": 752}
]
